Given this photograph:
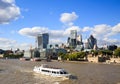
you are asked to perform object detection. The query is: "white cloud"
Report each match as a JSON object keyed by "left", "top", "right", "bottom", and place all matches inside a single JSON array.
[
  {"left": 82, "top": 27, "right": 92, "bottom": 32},
  {"left": 0, "top": 0, "right": 20, "bottom": 24},
  {"left": 103, "top": 38, "right": 118, "bottom": 43},
  {"left": 97, "top": 38, "right": 120, "bottom": 46},
  {"left": 14, "top": 43, "right": 31, "bottom": 50},
  {"left": 91, "top": 24, "right": 112, "bottom": 39},
  {"left": 49, "top": 30, "right": 64, "bottom": 38},
  {"left": 0, "top": 38, "right": 16, "bottom": 44},
  {"left": 112, "top": 23, "right": 120, "bottom": 33},
  {"left": 0, "top": 38, "right": 16, "bottom": 49},
  {"left": 49, "top": 39, "right": 65, "bottom": 44},
  {"left": 2, "top": 0, "right": 15, "bottom": 3},
  {"left": 18, "top": 27, "right": 49, "bottom": 37},
  {"left": 60, "top": 12, "right": 78, "bottom": 23},
  {"left": 0, "top": 37, "right": 31, "bottom": 50}
]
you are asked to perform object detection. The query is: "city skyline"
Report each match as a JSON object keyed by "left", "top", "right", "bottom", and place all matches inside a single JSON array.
[{"left": 0, "top": 0, "right": 120, "bottom": 50}]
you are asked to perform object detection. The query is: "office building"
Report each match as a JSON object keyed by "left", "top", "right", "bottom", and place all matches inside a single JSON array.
[
  {"left": 68, "top": 30, "right": 77, "bottom": 48},
  {"left": 67, "top": 30, "right": 77, "bottom": 48},
  {"left": 84, "top": 39, "right": 89, "bottom": 49},
  {"left": 67, "top": 30, "right": 83, "bottom": 49},
  {"left": 87, "top": 35, "right": 97, "bottom": 49},
  {"left": 36, "top": 33, "right": 49, "bottom": 49},
  {"left": 70, "top": 30, "right": 77, "bottom": 39},
  {"left": 76, "top": 34, "right": 83, "bottom": 45}
]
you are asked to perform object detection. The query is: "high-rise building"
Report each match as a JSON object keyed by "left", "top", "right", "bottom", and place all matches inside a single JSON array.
[
  {"left": 67, "top": 30, "right": 83, "bottom": 49},
  {"left": 70, "top": 39, "right": 77, "bottom": 48},
  {"left": 67, "top": 30, "right": 77, "bottom": 48},
  {"left": 84, "top": 39, "right": 89, "bottom": 49},
  {"left": 70, "top": 30, "right": 77, "bottom": 39},
  {"left": 36, "top": 33, "right": 49, "bottom": 49},
  {"left": 87, "top": 35, "right": 97, "bottom": 49},
  {"left": 76, "top": 34, "right": 83, "bottom": 45}
]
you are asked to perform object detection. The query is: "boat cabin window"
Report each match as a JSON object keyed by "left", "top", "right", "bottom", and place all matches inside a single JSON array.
[
  {"left": 63, "top": 71, "right": 68, "bottom": 74},
  {"left": 52, "top": 71, "right": 56, "bottom": 74},
  {"left": 60, "top": 71, "right": 63, "bottom": 74},
  {"left": 41, "top": 69, "right": 50, "bottom": 72},
  {"left": 60, "top": 71, "right": 68, "bottom": 74}
]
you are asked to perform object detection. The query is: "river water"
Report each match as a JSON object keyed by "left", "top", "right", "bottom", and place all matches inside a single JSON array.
[{"left": 0, "top": 59, "right": 120, "bottom": 84}]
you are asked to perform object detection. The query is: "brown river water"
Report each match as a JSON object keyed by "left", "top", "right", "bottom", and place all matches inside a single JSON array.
[{"left": 0, "top": 59, "right": 120, "bottom": 84}]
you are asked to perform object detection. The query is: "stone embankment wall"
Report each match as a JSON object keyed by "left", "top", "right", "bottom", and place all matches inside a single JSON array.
[
  {"left": 110, "top": 58, "right": 120, "bottom": 63},
  {"left": 87, "top": 54, "right": 99, "bottom": 63},
  {"left": 0, "top": 54, "right": 3, "bottom": 58},
  {"left": 87, "top": 54, "right": 120, "bottom": 64},
  {"left": 88, "top": 57, "right": 98, "bottom": 63}
]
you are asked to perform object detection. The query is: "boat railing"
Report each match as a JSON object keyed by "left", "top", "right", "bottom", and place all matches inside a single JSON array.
[{"left": 41, "top": 64, "right": 61, "bottom": 69}]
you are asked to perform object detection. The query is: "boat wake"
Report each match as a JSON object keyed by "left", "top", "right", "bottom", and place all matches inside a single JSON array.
[{"left": 33, "top": 72, "right": 68, "bottom": 84}]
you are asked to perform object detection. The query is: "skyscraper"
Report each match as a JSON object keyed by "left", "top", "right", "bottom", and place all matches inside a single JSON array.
[
  {"left": 36, "top": 33, "right": 49, "bottom": 49},
  {"left": 87, "top": 35, "right": 97, "bottom": 49},
  {"left": 67, "top": 30, "right": 83, "bottom": 49},
  {"left": 70, "top": 30, "right": 77, "bottom": 39},
  {"left": 67, "top": 30, "right": 77, "bottom": 48},
  {"left": 84, "top": 39, "right": 89, "bottom": 49},
  {"left": 76, "top": 34, "right": 83, "bottom": 45}
]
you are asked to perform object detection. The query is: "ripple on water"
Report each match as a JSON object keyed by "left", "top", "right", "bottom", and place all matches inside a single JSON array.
[{"left": 33, "top": 72, "right": 70, "bottom": 84}]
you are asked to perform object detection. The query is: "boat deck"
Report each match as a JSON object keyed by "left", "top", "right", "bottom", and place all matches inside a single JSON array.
[{"left": 41, "top": 64, "right": 62, "bottom": 69}]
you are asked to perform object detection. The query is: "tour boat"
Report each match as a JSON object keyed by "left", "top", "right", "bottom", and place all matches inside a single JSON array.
[{"left": 33, "top": 64, "right": 71, "bottom": 78}]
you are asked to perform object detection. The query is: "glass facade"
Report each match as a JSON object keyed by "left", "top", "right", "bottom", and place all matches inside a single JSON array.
[
  {"left": 43, "top": 33, "right": 49, "bottom": 49},
  {"left": 70, "top": 30, "right": 77, "bottom": 39},
  {"left": 67, "top": 30, "right": 83, "bottom": 49},
  {"left": 87, "top": 35, "right": 97, "bottom": 49},
  {"left": 37, "top": 33, "right": 49, "bottom": 49}
]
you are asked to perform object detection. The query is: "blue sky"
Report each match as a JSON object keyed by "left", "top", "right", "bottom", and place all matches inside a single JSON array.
[{"left": 0, "top": 0, "right": 120, "bottom": 50}]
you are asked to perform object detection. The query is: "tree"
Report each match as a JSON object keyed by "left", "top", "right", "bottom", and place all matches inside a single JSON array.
[
  {"left": 91, "top": 50, "right": 99, "bottom": 57},
  {"left": 68, "top": 53, "right": 77, "bottom": 61},
  {"left": 76, "top": 52, "right": 86, "bottom": 61},
  {"left": 77, "top": 52, "right": 86, "bottom": 58},
  {"left": 114, "top": 47, "right": 120, "bottom": 57},
  {"left": 58, "top": 52, "right": 66, "bottom": 60},
  {"left": 67, "top": 52, "right": 86, "bottom": 61}
]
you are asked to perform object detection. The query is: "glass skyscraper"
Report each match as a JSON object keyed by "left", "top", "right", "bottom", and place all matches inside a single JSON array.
[
  {"left": 37, "top": 33, "right": 49, "bottom": 49},
  {"left": 70, "top": 30, "right": 77, "bottom": 39},
  {"left": 67, "top": 30, "right": 83, "bottom": 49},
  {"left": 87, "top": 35, "right": 97, "bottom": 49}
]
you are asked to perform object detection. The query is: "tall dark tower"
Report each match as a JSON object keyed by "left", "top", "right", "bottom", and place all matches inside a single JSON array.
[
  {"left": 88, "top": 35, "right": 97, "bottom": 49},
  {"left": 37, "top": 33, "right": 49, "bottom": 50}
]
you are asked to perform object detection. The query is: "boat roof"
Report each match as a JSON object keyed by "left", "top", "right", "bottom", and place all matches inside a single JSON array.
[{"left": 39, "top": 64, "right": 66, "bottom": 72}]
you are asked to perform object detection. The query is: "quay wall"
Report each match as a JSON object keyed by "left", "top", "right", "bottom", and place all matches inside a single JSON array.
[
  {"left": 87, "top": 56, "right": 98, "bottom": 63},
  {"left": 110, "top": 58, "right": 120, "bottom": 63}
]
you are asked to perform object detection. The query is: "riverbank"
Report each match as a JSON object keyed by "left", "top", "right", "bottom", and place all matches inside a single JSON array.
[
  {"left": 52, "top": 59, "right": 120, "bottom": 66},
  {"left": 0, "top": 59, "right": 120, "bottom": 84}
]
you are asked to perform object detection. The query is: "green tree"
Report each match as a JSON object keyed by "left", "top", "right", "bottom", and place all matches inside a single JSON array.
[
  {"left": 76, "top": 52, "right": 86, "bottom": 61},
  {"left": 68, "top": 53, "right": 77, "bottom": 61},
  {"left": 77, "top": 52, "right": 86, "bottom": 58},
  {"left": 114, "top": 47, "right": 120, "bottom": 57},
  {"left": 91, "top": 50, "right": 99, "bottom": 56},
  {"left": 58, "top": 52, "right": 66, "bottom": 60},
  {"left": 68, "top": 52, "right": 86, "bottom": 61}
]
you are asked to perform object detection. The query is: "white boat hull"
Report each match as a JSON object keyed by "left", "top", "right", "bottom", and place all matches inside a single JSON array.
[{"left": 33, "top": 64, "right": 71, "bottom": 78}]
